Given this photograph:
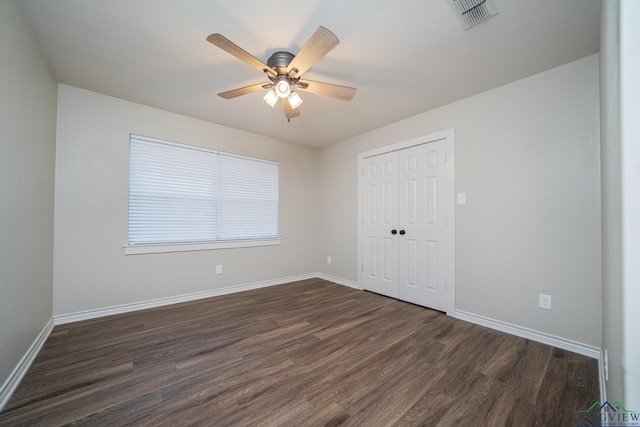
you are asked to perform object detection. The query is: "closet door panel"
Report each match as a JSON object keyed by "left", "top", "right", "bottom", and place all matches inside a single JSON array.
[
  {"left": 397, "top": 140, "right": 449, "bottom": 311},
  {"left": 362, "top": 152, "right": 399, "bottom": 298}
]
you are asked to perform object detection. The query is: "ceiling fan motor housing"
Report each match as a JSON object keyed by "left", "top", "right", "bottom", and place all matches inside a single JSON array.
[{"left": 267, "top": 51, "right": 295, "bottom": 74}]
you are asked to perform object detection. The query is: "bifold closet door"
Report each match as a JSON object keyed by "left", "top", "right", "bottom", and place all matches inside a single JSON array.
[
  {"left": 362, "top": 151, "right": 399, "bottom": 299},
  {"left": 397, "top": 139, "right": 448, "bottom": 311},
  {"left": 362, "top": 139, "right": 449, "bottom": 312}
]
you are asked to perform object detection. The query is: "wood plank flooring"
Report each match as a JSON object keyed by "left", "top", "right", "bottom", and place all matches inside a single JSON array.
[{"left": 0, "top": 278, "right": 599, "bottom": 426}]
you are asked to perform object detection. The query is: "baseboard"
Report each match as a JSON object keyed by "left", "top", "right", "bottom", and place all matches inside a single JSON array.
[
  {"left": 454, "top": 310, "right": 601, "bottom": 359},
  {"left": 0, "top": 318, "right": 55, "bottom": 413},
  {"left": 54, "top": 273, "right": 317, "bottom": 325},
  {"left": 316, "top": 273, "right": 360, "bottom": 290}
]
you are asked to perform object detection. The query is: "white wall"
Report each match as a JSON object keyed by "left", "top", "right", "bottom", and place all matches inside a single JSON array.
[
  {"left": 620, "top": 0, "right": 640, "bottom": 408},
  {"left": 600, "top": 0, "right": 640, "bottom": 406},
  {"left": 0, "top": 0, "right": 57, "bottom": 386},
  {"left": 318, "top": 55, "right": 602, "bottom": 347},
  {"left": 600, "top": 0, "right": 624, "bottom": 402},
  {"left": 53, "top": 85, "right": 319, "bottom": 315}
]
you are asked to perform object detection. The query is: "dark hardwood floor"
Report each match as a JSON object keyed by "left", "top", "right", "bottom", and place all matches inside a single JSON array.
[{"left": 0, "top": 278, "right": 599, "bottom": 426}]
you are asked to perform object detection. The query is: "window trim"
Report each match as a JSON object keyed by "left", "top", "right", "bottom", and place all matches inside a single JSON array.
[{"left": 123, "top": 238, "right": 282, "bottom": 255}]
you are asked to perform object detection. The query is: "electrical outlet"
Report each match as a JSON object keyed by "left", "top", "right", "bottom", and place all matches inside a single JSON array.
[
  {"left": 538, "top": 293, "right": 551, "bottom": 310},
  {"left": 327, "top": 256, "right": 332, "bottom": 264},
  {"left": 216, "top": 264, "right": 222, "bottom": 274}
]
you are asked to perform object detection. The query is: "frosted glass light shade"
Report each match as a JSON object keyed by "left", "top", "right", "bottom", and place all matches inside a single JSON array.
[
  {"left": 288, "top": 92, "right": 303, "bottom": 109},
  {"left": 263, "top": 90, "right": 278, "bottom": 107}
]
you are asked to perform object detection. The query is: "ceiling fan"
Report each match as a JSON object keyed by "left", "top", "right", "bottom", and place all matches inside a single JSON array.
[{"left": 207, "top": 26, "right": 356, "bottom": 121}]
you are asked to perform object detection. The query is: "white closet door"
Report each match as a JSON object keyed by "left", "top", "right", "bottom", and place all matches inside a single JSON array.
[
  {"left": 362, "top": 152, "right": 399, "bottom": 299},
  {"left": 397, "top": 139, "right": 449, "bottom": 311}
]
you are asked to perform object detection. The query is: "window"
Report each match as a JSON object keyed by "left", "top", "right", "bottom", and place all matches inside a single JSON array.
[{"left": 126, "top": 134, "right": 279, "bottom": 254}]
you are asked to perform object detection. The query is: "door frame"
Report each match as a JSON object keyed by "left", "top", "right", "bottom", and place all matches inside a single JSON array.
[{"left": 357, "top": 128, "right": 456, "bottom": 316}]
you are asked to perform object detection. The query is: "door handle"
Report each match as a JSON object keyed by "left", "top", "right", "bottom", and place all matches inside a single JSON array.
[
  {"left": 391, "top": 229, "right": 397, "bottom": 235},
  {"left": 399, "top": 230, "right": 406, "bottom": 235}
]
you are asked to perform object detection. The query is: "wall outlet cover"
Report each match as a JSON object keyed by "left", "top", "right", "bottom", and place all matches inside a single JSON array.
[{"left": 539, "top": 293, "right": 551, "bottom": 310}]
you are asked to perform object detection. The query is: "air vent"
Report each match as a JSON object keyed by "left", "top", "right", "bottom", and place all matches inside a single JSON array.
[{"left": 447, "top": 0, "right": 499, "bottom": 30}]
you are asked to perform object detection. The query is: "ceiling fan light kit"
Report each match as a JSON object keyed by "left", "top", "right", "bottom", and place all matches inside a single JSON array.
[
  {"left": 263, "top": 89, "right": 302, "bottom": 110},
  {"left": 207, "top": 26, "right": 356, "bottom": 121}
]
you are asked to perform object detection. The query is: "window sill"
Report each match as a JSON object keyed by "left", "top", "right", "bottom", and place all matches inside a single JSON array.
[{"left": 123, "top": 238, "right": 282, "bottom": 255}]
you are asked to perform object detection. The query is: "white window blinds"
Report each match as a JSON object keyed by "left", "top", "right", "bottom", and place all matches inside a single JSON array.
[
  {"left": 217, "top": 153, "right": 279, "bottom": 240},
  {"left": 128, "top": 134, "right": 278, "bottom": 246}
]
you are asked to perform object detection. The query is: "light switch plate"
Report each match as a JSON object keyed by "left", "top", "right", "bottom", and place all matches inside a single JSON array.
[{"left": 457, "top": 193, "right": 466, "bottom": 205}]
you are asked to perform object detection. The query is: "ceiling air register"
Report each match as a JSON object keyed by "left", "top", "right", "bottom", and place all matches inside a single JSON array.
[{"left": 447, "top": 0, "right": 499, "bottom": 29}]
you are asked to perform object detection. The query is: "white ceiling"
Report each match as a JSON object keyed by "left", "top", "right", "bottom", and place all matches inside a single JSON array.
[{"left": 18, "top": 0, "right": 601, "bottom": 148}]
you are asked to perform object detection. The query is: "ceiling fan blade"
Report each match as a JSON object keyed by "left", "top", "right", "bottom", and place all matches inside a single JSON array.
[
  {"left": 297, "top": 79, "right": 356, "bottom": 101},
  {"left": 286, "top": 26, "right": 339, "bottom": 77},
  {"left": 218, "top": 83, "right": 273, "bottom": 99},
  {"left": 207, "top": 34, "right": 276, "bottom": 77},
  {"left": 283, "top": 97, "right": 301, "bottom": 119}
]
